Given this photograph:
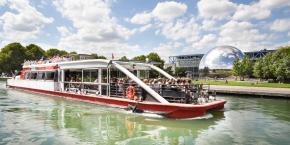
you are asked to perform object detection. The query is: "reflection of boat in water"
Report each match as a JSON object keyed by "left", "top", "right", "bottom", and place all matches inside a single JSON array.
[
  {"left": 7, "top": 59, "right": 226, "bottom": 119},
  {"left": 49, "top": 102, "right": 225, "bottom": 145}
]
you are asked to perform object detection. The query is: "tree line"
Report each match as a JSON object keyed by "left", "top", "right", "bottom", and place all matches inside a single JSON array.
[
  {"left": 233, "top": 46, "right": 290, "bottom": 83},
  {"left": 0, "top": 42, "right": 168, "bottom": 76},
  {"left": 0, "top": 42, "right": 108, "bottom": 74}
]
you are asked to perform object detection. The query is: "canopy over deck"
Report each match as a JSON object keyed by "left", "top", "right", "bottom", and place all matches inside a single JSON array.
[{"left": 23, "top": 59, "right": 174, "bottom": 104}]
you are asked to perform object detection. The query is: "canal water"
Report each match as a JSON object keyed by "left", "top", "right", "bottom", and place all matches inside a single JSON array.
[{"left": 0, "top": 82, "right": 290, "bottom": 145}]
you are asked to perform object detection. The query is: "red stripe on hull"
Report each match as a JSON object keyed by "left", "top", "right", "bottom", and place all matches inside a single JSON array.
[{"left": 7, "top": 85, "right": 226, "bottom": 119}]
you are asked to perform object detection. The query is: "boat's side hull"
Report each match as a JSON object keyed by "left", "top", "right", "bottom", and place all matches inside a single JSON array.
[{"left": 7, "top": 85, "right": 226, "bottom": 119}]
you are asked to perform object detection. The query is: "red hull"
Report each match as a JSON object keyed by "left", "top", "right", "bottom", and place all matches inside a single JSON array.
[{"left": 8, "top": 85, "right": 226, "bottom": 119}]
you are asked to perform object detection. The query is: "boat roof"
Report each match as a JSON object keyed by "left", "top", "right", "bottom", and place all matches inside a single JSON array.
[{"left": 24, "top": 59, "right": 155, "bottom": 70}]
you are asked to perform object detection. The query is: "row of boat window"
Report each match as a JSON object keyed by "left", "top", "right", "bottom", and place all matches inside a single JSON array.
[{"left": 24, "top": 71, "right": 56, "bottom": 81}]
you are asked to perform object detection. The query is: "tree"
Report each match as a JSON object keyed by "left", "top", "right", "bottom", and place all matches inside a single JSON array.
[
  {"left": 0, "top": 42, "right": 27, "bottom": 73},
  {"left": 274, "top": 56, "right": 290, "bottom": 83},
  {"left": 242, "top": 55, "right": 253, "bottom": 77},
  {"left": 253, "top": 58, "right": 263, "bottom": 79},
  {"left": 175, "top": 67, "right": 187, "bottom": 77},
  {"left": 200, "top": 67, "right": 209, "bottom": 77},
  {"left": 98, "top": 55, "right": 107, "bottom": 59},
  {"left": 91, "top": 53, "right": 99, "bottom": 59},
  {"left": 261, "top": 53, "right": 274, "bottom": 80},
  {"left": 69, "top": 51, "right": 77, "bottom": 54},
  {"left": 119, "top": 56, "right": 129, "bottom": 61},
  {"left": 132, "top": 55, "right": 146, "bottom": 62},
  {"left": 147, "top": 52, "right": 164, "bottom": 68},
  {"left": 232, "top": 55, "right": 253, "bottom": 80},
  {"left": 45, "top": 48, "right": 68, "bottom": 58},
  {"left": 164, "top": 66, "right": 174, "bottom": 75},
  {"left": 232, "top": 58, "right": 242, "bottom": 80},
  {"left": 25, "top": 44, "right": 45, "bottom": 60}
]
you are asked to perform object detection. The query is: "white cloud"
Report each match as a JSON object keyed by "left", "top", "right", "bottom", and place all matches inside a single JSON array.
[
  {"left": 0, "top": 0, "right": 7, "bottom": 6},
  {"left": 0, "top": 0, "right": 53, "bottom": 41},
  {"left": 152, "top": 42, "right": 183, "bottom": 61},
  {"left": 192, "top": 34, "right": 217, "bottom": 50},
  {"left": 197, "top": 0, "right": 237, "bottom": 20},
  {"left": 53, "top": 0, "right": 141, "bottom": 58},
  {"left": 202, "top": 20, "right": 218, "bottom": 31},
  {"left": 233, "top": 4, "right": 270, "bottom": 20},
  {"left": 152, "top": 1, "right": 187, "bottom": 22},
  {"left": 130, "top": 1, "right": 187, "bottom": 25},
  {"left": 288, "top": 32, "right": 290, "bottom": 37},
  {"left": 130, "top": 12, "right": 152, "bottom": 25},
  {"left": 233, "top": 0, "right": 290, "bottom": 21},
  {"left": 218, "top": 20, "right": 268, "bottom": 51},
  {"left": 139, "top": 24, "right": 152, "bottom": 32},
  {"left": 270, "top": 18, "right": 290, "bottom": 32},
  {"left": 259, "top": 0, "right": 290, "bottom": 9},
  {"left": 160, "top": 18, "right": 200, "bottom": 43}
]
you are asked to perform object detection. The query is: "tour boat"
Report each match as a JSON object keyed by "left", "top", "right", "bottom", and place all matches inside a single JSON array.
[{"left": 6, "top": 59, "right": 226, "bottom": 119}]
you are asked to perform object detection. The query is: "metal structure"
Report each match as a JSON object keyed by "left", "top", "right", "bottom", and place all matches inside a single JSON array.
[
  {"left": 244, "top": 49, "right": 275, "bottom": 61},
  {"left": 168, "top": 54, "right": 204, "bottom": 78}
]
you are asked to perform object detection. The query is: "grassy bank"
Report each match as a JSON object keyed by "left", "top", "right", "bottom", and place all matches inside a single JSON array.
[{"left": 193, "top": 80, "right": 290, "bottom": 88}]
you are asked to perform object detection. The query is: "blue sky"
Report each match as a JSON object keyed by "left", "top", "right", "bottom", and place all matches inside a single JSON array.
[{"left": 0, "top": 0, "right": 290, "bottom": 61}]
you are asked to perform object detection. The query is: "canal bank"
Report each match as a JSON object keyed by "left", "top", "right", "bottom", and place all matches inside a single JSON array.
[{"left": 210, "top": 85, "right": 290, "bottom": 98}]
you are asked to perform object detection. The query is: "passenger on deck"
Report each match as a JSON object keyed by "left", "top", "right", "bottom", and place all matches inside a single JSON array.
[
  {"left": 118, "top": 79, "right": 125, "bottom": 97},
  {"left": 126, "top": 82, "right": 136, "bottom": 100}
]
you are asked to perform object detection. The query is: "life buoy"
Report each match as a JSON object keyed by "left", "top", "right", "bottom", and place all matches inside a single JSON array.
[{"left": 126, "top": 86, "right": 136, "bottom": 100}]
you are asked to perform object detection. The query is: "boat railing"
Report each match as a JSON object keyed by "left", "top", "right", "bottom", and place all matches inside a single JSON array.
[
  {"left": 63, "top": 81, "right": 109, "bottom": 96},
  {"left": 109, "top": 82, "right": 143, "bottom": 99},
  {"left": 62, "top": 80, "right": 213, "bottom": 104},
  {"left": 109, "top": 82, "right": 213, "bottom": 104}
]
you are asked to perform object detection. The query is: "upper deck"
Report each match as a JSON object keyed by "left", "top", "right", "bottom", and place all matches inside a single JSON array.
[{"left": 16, "top": 59, "right": 213, "bottom": 105}]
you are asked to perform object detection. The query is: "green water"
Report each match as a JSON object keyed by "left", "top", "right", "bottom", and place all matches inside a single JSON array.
[{"left": 0, "top": 82, "right": 290, "bottom": 145}]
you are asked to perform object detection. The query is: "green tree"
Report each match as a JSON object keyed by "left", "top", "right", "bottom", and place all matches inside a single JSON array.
[
  {"left": 90, "top": 53, "right": 99, "bottom": 59},
  {"left": 164, "top": 66, "right": 174, "bottom": 75},
  {"left": 261, "top": 53, "right": 274, "bottom": 80},
  {"left": 175, "top": 67, "right": 187, "bottom": 77},
  {"left": 45, "top": 48, "right": 68, "bottom": 58},
  {"left": 0, "top": 42, "right": 27, "bottom": 73},
  {"left": 200, "top": 66, "right": 209, "bottom": 77},
  {"left": 132, "top": 55, "right": 146, "bottom": 62},
  {"left": 242, "top": 55, "right": 253, "bottom": 77},
  {"left": 147, "top": 52, "right": 164, "bottom": 68},
  {"left": 119, "top": 56, "right": 129, "bottom": 61},
  {"left": 69, "top": 51, "right": 77, "bottom": 54},
  {"left": 232, "top": 58, "right": 242, "bottom": 80},
  {"left": 274, "top": 56, "right": 290, "bottom": 83},
  {"left": 98, "top": 55, "right": 107, "bottom": 59},
  {"left": 232, "top": 55, "right": 253, "bottom": 80},
  {"left": 25, "top": 44, "right": 45, "bottom": 60},
  {"left": 253, "top": 58, "right": 263, "bottom": 79}
]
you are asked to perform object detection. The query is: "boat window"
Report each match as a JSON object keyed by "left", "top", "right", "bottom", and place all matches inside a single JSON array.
[
  {"left": 46, "top": 71, "right": 55, "bottom": 80},
  {"left": 54, "top": 71, "right": 58, "bottom": 82},
  {"left": 24, "top": 72, "right": 30, "bottom": 79},
  {"left": 36, "top": 72, "right": 45, "bottom": 80},
  {"left": 83, "top": 69, "right": 98, "bottom": 83},
  {"left": 31, "top": 72, "right": 37, "bottom": 79},
  {"left": 101, "top": 85, "right": 107, "bottom": 95},
  {"left": 101, "top": 69, "right": 107, "bottom": 83}
]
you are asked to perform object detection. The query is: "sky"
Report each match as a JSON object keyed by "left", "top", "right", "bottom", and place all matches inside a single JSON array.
[{"left": 0, "top": 0, "right": 290, "bottom": 61}]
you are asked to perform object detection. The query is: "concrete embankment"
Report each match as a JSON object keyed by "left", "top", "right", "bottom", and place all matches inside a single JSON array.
[{"left": 210, "top": 85, "right": 290, "bottom": 98}]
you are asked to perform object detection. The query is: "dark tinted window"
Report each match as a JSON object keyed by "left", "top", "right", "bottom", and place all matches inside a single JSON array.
[{"left": 46, "top": 72, "right": 55, "bottom": 80}]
